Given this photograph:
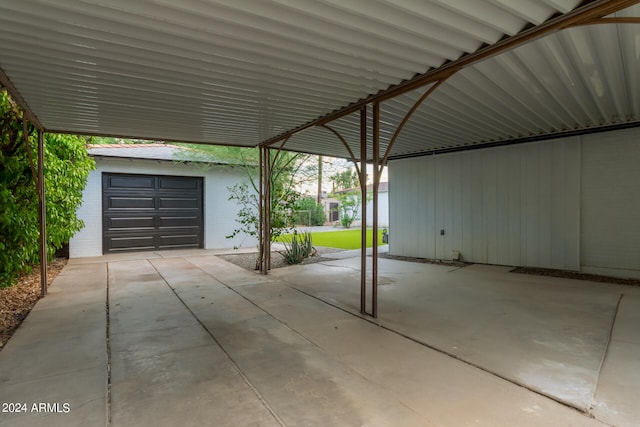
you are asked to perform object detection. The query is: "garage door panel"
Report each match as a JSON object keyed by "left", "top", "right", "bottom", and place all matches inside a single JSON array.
[
  {"left": 105, "top": 216, "right": 155, "bottom": 230},
  {"left": 158, "top": 197, "right": 200, "bottom": 209},
  {"left": 159, "top": 176, "right": 201, "bottom": 190},
  {"left": 158, "top": 233, "right": 201, "bottom": 248},
  {"left": 102, "top": 173, "right": 204, "bottom": 254},
  {"left": 158, "top": 216, "right": 201, "bottom": 229},
  {"left": 106, "top": 175, "right": 155, "bottom": 189},
  {"left": 106, "top": 235, "right": 156, "bottom": 251},
  {"left": 106, "top": 196, "right": 156, "bottom": 210}
]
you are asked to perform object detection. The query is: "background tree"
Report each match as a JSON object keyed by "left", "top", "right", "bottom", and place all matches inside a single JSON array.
[
  {"left": 1, "top": 90, "right": 95, "bottom": 286},
  {"left": 293, "top": 196, "right": 326, "bottom": 226},
  {"left": 329, "top": 166, "right": 373, "bottom": 228},
  {"left": 330, "top": 168, "right": 359, "bottom": 192},
  {"left": 174, "top": 144, "right": 252, "bottom": 166}
]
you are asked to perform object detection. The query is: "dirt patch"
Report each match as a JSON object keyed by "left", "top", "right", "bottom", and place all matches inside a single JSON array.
[
  {"left": 0, "top": 259, "right": 67, "bottom": 351},
  {"left": 218, "top": 246, "right": 342, "bottom": 271},
  {"left": 511, "top": 266, "right": 640, "bottom": 286}
]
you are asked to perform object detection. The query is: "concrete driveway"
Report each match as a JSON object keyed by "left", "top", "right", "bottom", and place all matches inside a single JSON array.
[{"left": 0, "top": 250, "right": 638, "bottom": 426}]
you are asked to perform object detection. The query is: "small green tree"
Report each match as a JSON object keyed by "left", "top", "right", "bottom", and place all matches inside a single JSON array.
[
  {"left": 225, "top": 149, "right": 308, "bottom": 245},
  {"left": 225, "top": 179, "right": 299, "bottom": 244},
  {"left": 336, "top": 190, "right": 361, "bottom": 228}
]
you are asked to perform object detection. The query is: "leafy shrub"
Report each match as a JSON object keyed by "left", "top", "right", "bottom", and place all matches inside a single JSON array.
[
  {"left": 1, "top": 91, "right": 95, "bottom": 287},
  {"left": 293, "top": 196, "right": 326, "bottom": 226}
]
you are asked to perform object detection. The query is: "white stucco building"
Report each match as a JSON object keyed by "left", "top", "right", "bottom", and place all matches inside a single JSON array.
[{"left": 69, "top": 145, "right": 256, "bottom": 258}]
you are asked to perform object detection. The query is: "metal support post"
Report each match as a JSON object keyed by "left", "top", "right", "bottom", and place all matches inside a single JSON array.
[
  {"left": 372, "top": 102, "right": 380, "bottom": 318},
  {"left": 259, "top": 145, "right": 273, "bottom": 274},
  {"left": 359, "top": 106, "right": 367, "bottom": 315},
  {"left": 265, "top": 147, "right": 272, "bottom": 271},
  {"left": 258, "top": 147, "right": 265, "bottom": 274},
  {"left": 37, "top": 130, "right": 47, "bottom": 296}
]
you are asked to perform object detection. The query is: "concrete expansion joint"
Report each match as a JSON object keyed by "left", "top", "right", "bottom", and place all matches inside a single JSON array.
[
  {"left": 105, "top": 262, "right": 112, "bottom": 427},
  {"left": 587, "top": 292, "right": 624, "bottom": 420},
  {"left": 189, "top": 261, "right": 322, "bottom": 350},
  {"left": 148, "top": 261, "right": 287, "bottom": 427}
]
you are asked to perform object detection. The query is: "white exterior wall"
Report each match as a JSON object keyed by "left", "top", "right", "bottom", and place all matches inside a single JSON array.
[
  {"left": 341, "top": 192, "right": 388, "bottom": 227},
  {"left": 389, "top": 127, "right": 640, "bottom": 278},
  {"left": 389, "top": 137, "right": 582, "bottom": 271},
  {"left": 365, "top": 191, "right": 389, "bottom": 227},
  {"left": 580, "top": 128, "right": 640, "bottom": 278},
  {"left": 69, "top": 157, "right": 256, "bottom": 258}
]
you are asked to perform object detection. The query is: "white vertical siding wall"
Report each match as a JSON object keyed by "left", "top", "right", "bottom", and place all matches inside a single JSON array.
[
  {"left": 581, "top": 128, "right": 640, "bottom": 278},
  {"left": 69, "top": 158, "right": 256, "bottom": 258},
  {"left": 389, "top": 137, "right": 581, "bottom": 270}
]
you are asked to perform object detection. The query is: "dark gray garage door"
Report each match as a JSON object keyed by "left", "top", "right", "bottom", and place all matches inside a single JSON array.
[{"left": 102, "top": 173, "right": 203, "bottom": 253}]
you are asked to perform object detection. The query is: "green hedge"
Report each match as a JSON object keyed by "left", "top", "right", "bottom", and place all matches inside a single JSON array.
[{"left": 1, "top": 91, "right": 95, "bottom": 287}]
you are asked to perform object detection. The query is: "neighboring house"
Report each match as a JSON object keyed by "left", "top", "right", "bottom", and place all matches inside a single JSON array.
[
  {"left": 319, "top": 196, "right": 340, "bottom": 224},
  {"left": 69, "top": 144, "right": 256, "bottom": 258}
]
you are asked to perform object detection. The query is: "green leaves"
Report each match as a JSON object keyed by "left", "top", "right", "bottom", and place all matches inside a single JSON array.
[
  {"left": 226, "top": 150, "right": 306, "bottom": 247},
  {"left": 42, "top": 133, "right": 95, "bottom": 253},
  {"left": 293, "top": 196, "right": 326, "bottom": 226},
  {"left": 330, "top": 169, "right": 359, "bottom": 192},
  {"left": 336, "top": 190, "right": 363, "bottom": 228},
  {"left": 280, "top": 230, "right": 313, "bottom": 265},
  {"left": 0, "top": 90, "right": 95, "bottom": 287}
]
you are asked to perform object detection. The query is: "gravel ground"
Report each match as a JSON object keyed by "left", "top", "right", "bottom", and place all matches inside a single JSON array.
[{"left": 218, "top": 246, "right": 343, "bottom": 271}]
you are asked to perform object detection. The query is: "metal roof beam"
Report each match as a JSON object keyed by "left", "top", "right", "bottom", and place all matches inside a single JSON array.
[{"left": 260, "top": 0, "right": 639, "bottom": 147}]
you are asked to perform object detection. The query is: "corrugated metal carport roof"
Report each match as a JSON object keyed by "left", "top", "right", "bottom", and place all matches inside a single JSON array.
[{"left": 1, "top": 0, "right": 639, "bottom": 159}]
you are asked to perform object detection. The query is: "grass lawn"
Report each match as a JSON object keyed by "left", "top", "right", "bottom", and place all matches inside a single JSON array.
[{"left": 278, "top": 229, "right": 385, "bottom": 250}]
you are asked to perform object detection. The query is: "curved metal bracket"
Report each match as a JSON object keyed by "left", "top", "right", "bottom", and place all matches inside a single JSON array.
[
  {"left": 378, "top": 76, "right": 453, "bottom": 174},
  {"left": 320, "top": 124, "right": 362, "bottom": 178}
]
